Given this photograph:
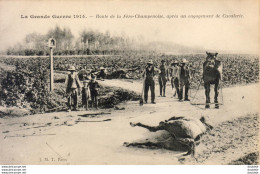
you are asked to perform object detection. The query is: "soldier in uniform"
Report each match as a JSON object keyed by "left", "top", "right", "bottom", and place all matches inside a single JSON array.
[
  {"left": 88, "top": 74, "right": 100, "bottom": 109},
  {"left": 65, "top": 66, "right": 81, "bottom": 111},
  {"left": 178, "top": 59, "right": 190, "bottom": 102},
  {"left": 168, "top": 60, "right": 180, "bottom": 98},
  {"left": 82, "top": 80, "right": 90, "bottom": 110},
  {"left": 99, "top": 67, "right": 107, "bottom": 80},
  {"left": 158, "top": 60, "right": 167, "bottom": 97},
  {"left": 143, "top": 60, "right": 156, "bottom": 104}
]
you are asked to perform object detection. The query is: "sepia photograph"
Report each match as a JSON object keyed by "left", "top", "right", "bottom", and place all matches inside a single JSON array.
[{"left": 0, "top": 0, "right": 259, "bottom": 168}]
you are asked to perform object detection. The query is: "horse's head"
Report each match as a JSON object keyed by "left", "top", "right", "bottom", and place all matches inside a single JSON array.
[
  {"left": 206, "top": 52, "right": 218, "bottom": 60},
  {"left": 205, "top": 52, "right": 218, "bottom": 68}
]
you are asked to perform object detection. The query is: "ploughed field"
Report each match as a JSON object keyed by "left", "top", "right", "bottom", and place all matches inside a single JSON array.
[{"left": 0, "top": 53, "right": 259, "bottom": 115}]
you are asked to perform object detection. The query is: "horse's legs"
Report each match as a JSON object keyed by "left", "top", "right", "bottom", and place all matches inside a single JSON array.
[
  {"left": 123, "top": 141, "right": 163, "bottom": 149},
  {"left": 124, "top": 136, "right": 174, "bottom": 150},
  {"left": 167, "top": 116, "right": 185, "bottom": 121},
  {"left": 204, "top": 83, "right": 210, "bottom": 108},
  {"left": 130, "top": 122, "right": 163, "bottom": 132},
  {"left": 125, "top": 122, "right": 166, "bottom": 149},
  {"left": 124, "top": 137, "right": 196, "bottom": 157},
  {"left": 214, "top": 81, "right": 220, "bottom": 109}
]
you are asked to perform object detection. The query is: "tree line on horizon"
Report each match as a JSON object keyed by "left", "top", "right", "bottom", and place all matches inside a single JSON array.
[
  {"left": 5, "top": 25, "right": 143, "bottom": 56},
  {"left": 5, "top": 25, "right": 210, "bottom": 56}
]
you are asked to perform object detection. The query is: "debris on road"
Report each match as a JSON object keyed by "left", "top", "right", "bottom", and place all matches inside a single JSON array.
[
  {"left": 75, "top": 118, "right": 112, "bottom": 123},
  {"left": 78, "top": 112, "right": 111, "bottom": 117}
]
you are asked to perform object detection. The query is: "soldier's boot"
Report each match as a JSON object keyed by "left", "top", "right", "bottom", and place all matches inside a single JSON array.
[
  {"left": 173, "top": 91, "right": 176, "bottom": 97},
  {"left": 144, "top": 92, "right": 148, "bottom": 104},
  {"left": 67, "top": 97, "right": 72, "bottom": 112},
  {"left": 179, "top": 89, "right": 183, "bottom": 101},
  {"left": 72, "top": 104, "right": 78, "bottom": 111},
  {"left": 205, "top": 103, "right": 210, "bottom": 109},
  {"left": 184, "top": 88, "right": 190, "bottom": 101},
  {"left": 67, "top": 103, "right": 71, "bottom": 112},
  {"left": 163, "top": 90, "right": 166, "bottom": 97},
  {"left": 95, "top": 101, "right": 98, "bottom": 109},
  {"left": 176, "top": 88, "right": 180, "bottom": 99}
]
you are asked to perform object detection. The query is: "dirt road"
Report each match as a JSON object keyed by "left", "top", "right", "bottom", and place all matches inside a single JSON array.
[{"left": 0, "top": 80, "right": 259, "bottom": 165}]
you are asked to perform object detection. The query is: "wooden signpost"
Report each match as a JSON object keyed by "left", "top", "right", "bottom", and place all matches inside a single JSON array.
[{"left": 48, "top": 38, "right": 56, "bottom": 91}]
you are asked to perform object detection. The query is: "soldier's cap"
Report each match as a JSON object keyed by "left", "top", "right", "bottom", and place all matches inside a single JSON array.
[
  {"left": 181, "top": 58, "right": 189, "bottom": 64},
  {"left": 68, "top": 66, "right": 76, "bottom": 71},
  {"left": 147, "top": 60, "right": 153, "bottom": 65},
  {"left": 100, "top": 67, "right": 105, "bottom": 70},
  {"left": 161, "top": 60, "right": 165, "bottom": 63},
  {"left": 83, "top": 80, "right": 89, "bottom": 84}
]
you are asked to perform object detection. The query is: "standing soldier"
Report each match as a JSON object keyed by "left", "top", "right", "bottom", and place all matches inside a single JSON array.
[
  {"left": 168, "top": 60, "right": 180, "bottom": 98},
  {"left": 158, "top": 60, "right": 167, "bottom": 97},
  {"left": 143, "top": 60, "right": 156, "bottom": 104},
  {"left": 65, "top": 66, "right": 81, "bottom": 111},
  {"left": 88, "top": 74, "right": 100, "bottom": 109},
  {"left": 178, "top": 59, "right": 190, "bottom": 102},
  {"left": 82, "top": 80, "right": 90, "bottom": 110}
]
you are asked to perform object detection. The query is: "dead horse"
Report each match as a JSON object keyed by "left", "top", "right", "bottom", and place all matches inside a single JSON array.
[
  {"left": 203, "top": 52, "right": 223, "bottom": 109},
  {"left": 124, "top": 116, "right": 213, "bottom": 157}
]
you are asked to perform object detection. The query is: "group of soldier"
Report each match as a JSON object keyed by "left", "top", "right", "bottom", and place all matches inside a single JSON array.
[
  {"left": 143, "top": 58, "right": 191, "bottom": 104},
  {"left": 65, "top": 65, "right": 100, "bottom": 111},
  {"left": 64, "top": 58, "right": 191, "bottom": 111}
]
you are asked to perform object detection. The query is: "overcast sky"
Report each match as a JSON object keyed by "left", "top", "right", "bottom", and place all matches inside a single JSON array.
[{"left": 0, "top": 0, "right": 259, "bottom": 53}]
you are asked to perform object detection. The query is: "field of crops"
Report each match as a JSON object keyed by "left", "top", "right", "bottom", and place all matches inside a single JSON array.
[
  {"left": 49, "top": 53, "right": 259, "bottom": 87},
  {"left": 0, "top": 52, "right": 259, "bottom": 114}
]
